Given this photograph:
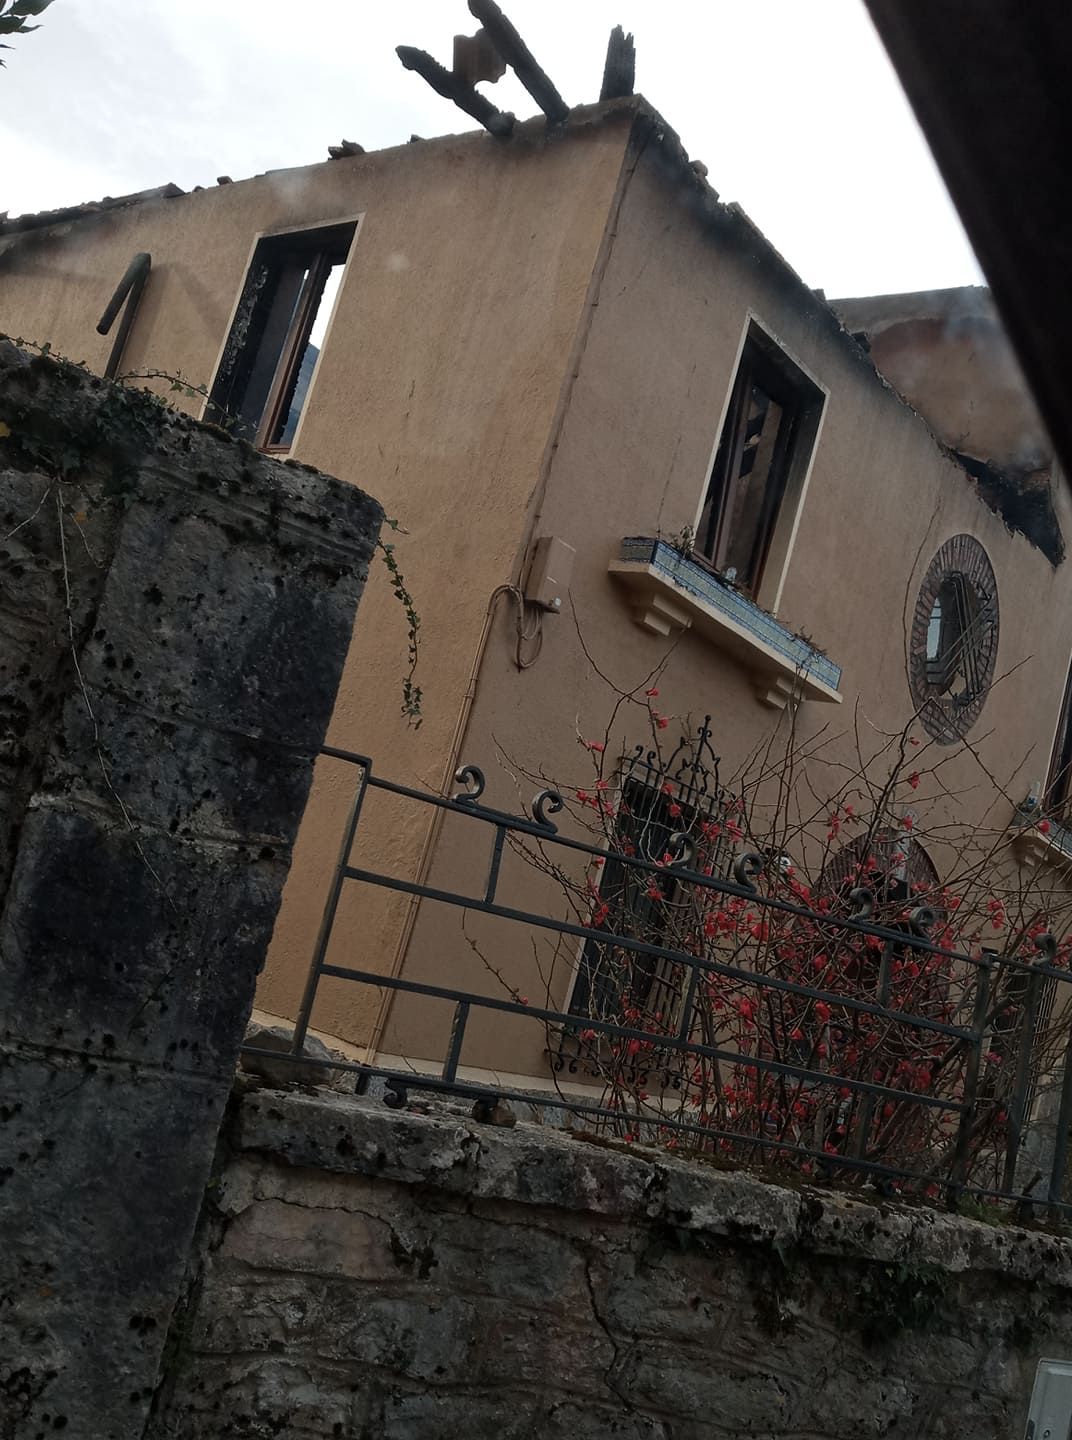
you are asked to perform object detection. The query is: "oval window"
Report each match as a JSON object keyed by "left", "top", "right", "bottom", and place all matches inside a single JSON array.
[{"left": 909, "top": 537, "right": 998, "bottom": 741}]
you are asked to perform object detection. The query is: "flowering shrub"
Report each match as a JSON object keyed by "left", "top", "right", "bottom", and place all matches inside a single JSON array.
[{"left": 505, "top": 693, "right": 1072, "bottom": 1202}]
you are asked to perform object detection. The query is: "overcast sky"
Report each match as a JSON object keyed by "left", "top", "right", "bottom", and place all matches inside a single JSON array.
[{"left": 1, "top": 0, "right": 982, "bottom": 299}]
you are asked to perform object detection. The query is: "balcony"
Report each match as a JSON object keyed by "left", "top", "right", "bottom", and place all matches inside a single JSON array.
[
  {"left": 609, "top": 537, "right": 843, "bottom": 710},
  {"left": 1009, "top": 816, "right": 1072, "bottom": 872}
]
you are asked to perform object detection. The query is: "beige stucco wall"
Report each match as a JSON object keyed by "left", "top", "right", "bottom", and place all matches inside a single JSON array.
[
  {"left": 0, "top": 111, "right": 635, "bottom": 1049},
  {"left": 379, "top": 125, "right": 1072, "bottom": 1078},
  {"left": 7, "top": 108, "right": 1072, "bottom": 1086}
]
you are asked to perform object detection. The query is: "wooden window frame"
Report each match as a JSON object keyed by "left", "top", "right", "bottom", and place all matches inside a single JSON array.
[
  {"left": 696, "top": 327, "right": 823, "bottom": 600},
  {"left": 206, "top": 222, "right": 355, "bottom": 451},
  {"left": 925, "top": 572, "right": 978, "bottom": 695},
  {"left": 1046, "top": 661, "right": 1072, "bottom": 817}
]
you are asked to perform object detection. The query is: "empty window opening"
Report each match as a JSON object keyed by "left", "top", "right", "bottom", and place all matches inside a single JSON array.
[
  {"left": 696, "top": 326, "right": 824, "bottom": 598},
  {"left": 207, "top": 222, "right": 355, "bottom": 450}
]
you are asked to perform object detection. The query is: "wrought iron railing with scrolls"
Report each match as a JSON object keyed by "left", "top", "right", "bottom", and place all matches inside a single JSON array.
[{"left": 241, "top": 741, "right": 1072, "bottom": 1220}]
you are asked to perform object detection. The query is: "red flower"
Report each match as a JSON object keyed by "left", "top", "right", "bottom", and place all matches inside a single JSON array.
[
  {"left": 655, "top": 715, "right": 669, "bottom": 730},
  {"left": 584, "top": 739, "right": 606, "bottom": 753},
  {"left": 902, "top": 814, "right": 914, "bottom": 830},
  {"left": 814, "top": 1000, "right": 832, "bottom": 1023},
  {"left": 907, "top": 771, "right": 920, "bottom": 790},
  {"left": 645, "top": 687, "right": 659, "bottom": 697},
  {"left": 1039, "top": 819, "right": 1052, "bottom": 835}
]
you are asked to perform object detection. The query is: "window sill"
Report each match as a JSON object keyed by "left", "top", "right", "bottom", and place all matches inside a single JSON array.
[
  {"left": 1009, "top": 819, "right": 1072, "bottom": 872},
  {"left": 609, "top": 537, "right": 843, "bottom": 711}
]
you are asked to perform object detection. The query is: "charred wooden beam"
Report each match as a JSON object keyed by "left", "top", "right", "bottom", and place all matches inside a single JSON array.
[
  {"left": 600, "top": 25, "right": 635, "bottom": 101},
  {"left": 96, "top": 251, "right": 151, "bottom": 381},
  {"left": 396, "top": 44, "right": 515, "bottom": 137},
  {"left": 467, "top": 0, "right": 569, "bottom": 124},
  {"left": 453, "top": 27, "right": 507, "bottom": 87}
]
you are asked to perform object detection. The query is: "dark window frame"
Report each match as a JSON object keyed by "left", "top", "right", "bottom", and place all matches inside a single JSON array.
[
  {"left": 568, "top": 777, "right": 732, "bottom": 1029},
  {"left": 567, "top": 776, "right": 685, "bottom": 1026},
  {"left": 925, "top": 572, "right": 985, "bottom": 700},
  {"left": 695, "top": 326, "right": 824, "bottom": 598},
  {"left": 909, "top": 536, "right": 1000, "bottom": 743},
  {"left": 206, "top": 221, "right": 355, "bottom": 451},
  {"left": 1046, "top": 660, "right": 1072, "bottom": 817}
]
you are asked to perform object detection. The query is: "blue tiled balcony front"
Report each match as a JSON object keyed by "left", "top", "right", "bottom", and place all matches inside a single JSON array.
[{"left": 610, "top": 537, "right": 843, "bottom": 709}]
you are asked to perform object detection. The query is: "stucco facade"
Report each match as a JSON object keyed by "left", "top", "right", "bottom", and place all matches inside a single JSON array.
[{"left": 3, "top": 98, "right": 1070, "bottom": 1086}]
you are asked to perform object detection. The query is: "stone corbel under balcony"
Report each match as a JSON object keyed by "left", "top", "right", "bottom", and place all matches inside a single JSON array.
[
  {"left": 1009, "top": 819, "right": 1072, "bottom": 872},
  {"left": 609, "top": 538, "right": 842, "bottom": 711}
]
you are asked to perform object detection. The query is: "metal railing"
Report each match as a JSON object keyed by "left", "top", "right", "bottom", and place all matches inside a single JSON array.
[{"left": 242, "top": 744, "right": 1072, "bottom": 1220}]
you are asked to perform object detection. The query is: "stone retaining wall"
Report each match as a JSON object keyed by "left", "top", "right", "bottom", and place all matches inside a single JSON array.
[
  {"left": 152, "top": 1084, "right": 1072, "bottom": 1439},
  {"left": 0, "top": 342, "right": 383, "bottom": 1440}
]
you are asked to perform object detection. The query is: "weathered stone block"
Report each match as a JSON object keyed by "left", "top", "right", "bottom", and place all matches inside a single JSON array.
[
  {"left": 0, "top": 805, "right": 290, "bottom": 1070},
  {"left": 222, "top": 1198, "right": 402, "bottom": 1282},
  {"left": 156, "top": 1356, "right": 357, "bottom": 1438},
  {"left": 151, "top": 1089, "right": 1072, "bottom": 1440},
  {"left": 0, "top": 1057, "right": 224, "bottom": 1438},
  {"left": 0, "top": 342, "right": 382, "bottom": 1440}
]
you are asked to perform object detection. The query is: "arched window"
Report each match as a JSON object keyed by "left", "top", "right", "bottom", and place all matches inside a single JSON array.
[{"left": 823, "top": 828, "right": 942, "bottom": 911}]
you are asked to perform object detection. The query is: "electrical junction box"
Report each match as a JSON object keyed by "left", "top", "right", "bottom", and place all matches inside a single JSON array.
[
  {"left": 1025, "top": 1358, "right": 1072, "bottom": 1438},
  {"left": 524, "top": 535, "right": 575, "bottom": 612}
]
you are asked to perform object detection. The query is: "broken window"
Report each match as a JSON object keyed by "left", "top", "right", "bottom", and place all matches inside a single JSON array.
[
  {"left": 206, "top": 221, "right": 355, "bottom": 450},
  {"left": 695, "top": 326, "right": 823, "bottom": 597},
  {"left": 1047, "top": 661, "right": 1072, "bottom": 817},
  {"left": 909, "top": 535, "right": 999, "bottom": 742},
  {"left": 925, "top": 572, "right": 982, "bottom": 695}
]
